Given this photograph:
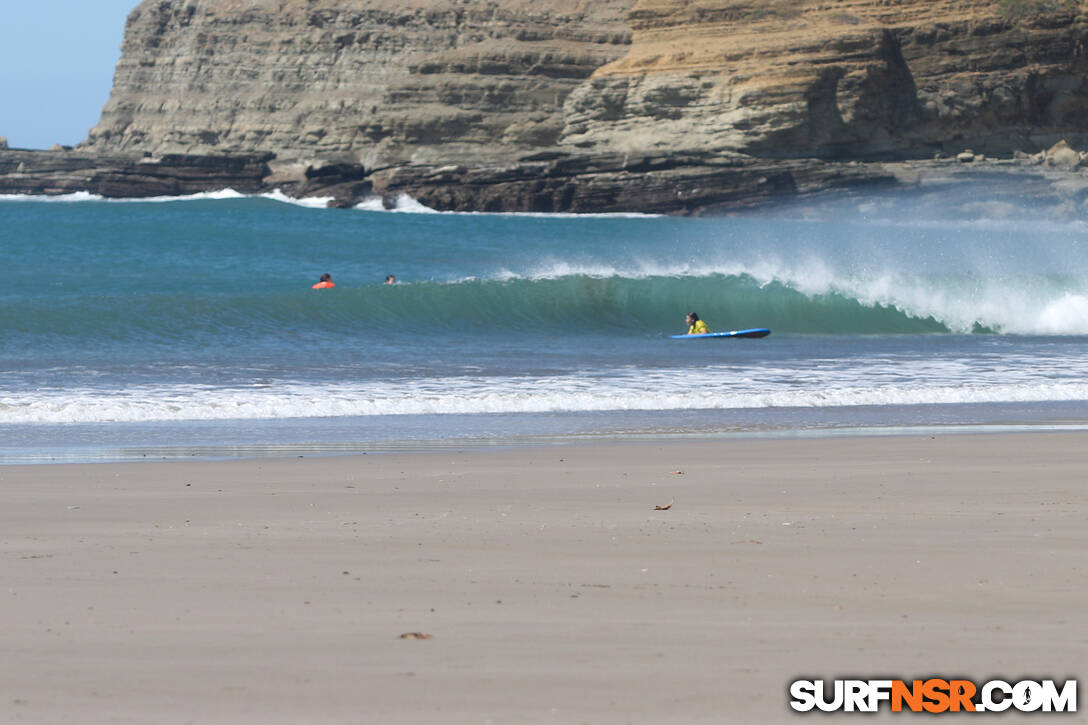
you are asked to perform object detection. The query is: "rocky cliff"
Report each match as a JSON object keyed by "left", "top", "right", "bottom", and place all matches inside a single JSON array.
[
  {"left": 7, "top": 0, "right": 1088, "bottom": 212},
  {"left": 0, "top": 150, "right": 270, "bottom": 198},
  {"left": 82, "top": 0, "right": 634, "bottom": 167},
  {"left": 84, "top": 0, "right": 1088, "bottom": 161},
  {"left": 565, "top": 0, "right": 1088, "bottom": 159}
]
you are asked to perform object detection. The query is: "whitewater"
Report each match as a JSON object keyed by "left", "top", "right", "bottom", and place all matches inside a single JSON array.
[{"left": 3, "top": 186, "right": 1088, "bottom": 461}]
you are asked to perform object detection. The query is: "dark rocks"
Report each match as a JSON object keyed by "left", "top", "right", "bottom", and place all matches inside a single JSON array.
[
  {"left": 8, "top": 141, "right": 1088, "bottom": 218},
  {"left": 0, "top": 149, "right": 271, "bottom": 198},
  {"left": 367, "top": 153, "right": 899, "bottom": 214},
  {"left": 0, "top": 147, "right": 883, "bottom": 212}
]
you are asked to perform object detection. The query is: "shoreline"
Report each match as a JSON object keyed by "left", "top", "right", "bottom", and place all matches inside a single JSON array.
[
  {"left": 2, "top": 431, "right": 1083, "bottom": 723},
  {"left": 6, "top": 398, "right": 1088, "bottom": 465},
  {"left": 6, "top": 420, "right": 1088, "bottom": 466},
  {"left": 5, "top": 146, "right": 1088, "bottom": 214}
]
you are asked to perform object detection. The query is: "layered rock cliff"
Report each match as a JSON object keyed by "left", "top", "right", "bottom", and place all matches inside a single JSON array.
[
  {"left": 565, "top": 0, "right": 1088, "bottom": 159},
  {"left": 84, "top": 0, "right": 1088, "bottom": 162},
  {"left": 82, "top": 0, "right": 634, "bottom": 167},
  {"left": 7, "top": 0, "right": 1088, "bottom": 212}
]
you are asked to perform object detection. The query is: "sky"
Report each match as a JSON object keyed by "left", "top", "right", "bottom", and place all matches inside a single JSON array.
[{"left": 1, "top": 1, "right": 139, "bottom": 149}]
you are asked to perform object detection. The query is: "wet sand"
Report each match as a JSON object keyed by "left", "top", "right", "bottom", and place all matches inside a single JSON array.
[{"left": 1, "top": 433, "right": 1084, "bottom": 723}]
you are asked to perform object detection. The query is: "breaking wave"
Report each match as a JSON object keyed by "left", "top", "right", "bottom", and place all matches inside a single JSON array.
[{"left": 6, "top": 269, "right": 1088, "bottom": 340}]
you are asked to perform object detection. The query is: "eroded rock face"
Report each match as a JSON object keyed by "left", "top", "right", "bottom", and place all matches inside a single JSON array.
[
  {"left": 83, "top": 0, "right": 633, "bottom": 165},
  {"left": 564, "top": 0, "right": 1088, "bottom": 159},
  {"left": 0, "top": 150, "right": 271, "bottom": 197},
  {"left": 85, "top": 0, "right": 1088, "bottom": 167},
  {"left": 25, "top": 0, "right": 1088, "bottom": 212}
]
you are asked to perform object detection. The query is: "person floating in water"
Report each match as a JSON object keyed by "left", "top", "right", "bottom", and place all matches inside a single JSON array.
[
  {"left": 312, "top": 273, "right": 335, "bottom": 289},
  {"left": 685, "top": 312, "right": 710, "bottom": 335},
  {"left": 385, "top": 274, "right": 396, "bottom": 284}
]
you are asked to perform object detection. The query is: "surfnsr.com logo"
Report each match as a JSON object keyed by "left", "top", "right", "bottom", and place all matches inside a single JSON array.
[{"left": 789, "top": 679, "right": 1077, "bottom": 713}]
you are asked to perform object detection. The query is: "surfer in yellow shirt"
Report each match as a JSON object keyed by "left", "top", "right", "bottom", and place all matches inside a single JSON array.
[{"left": 686, "top": 312, "right": 710, "bottom": 335}]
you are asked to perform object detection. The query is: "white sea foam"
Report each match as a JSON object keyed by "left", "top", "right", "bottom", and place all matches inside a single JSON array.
[
  {"left": 392, "top": 193, "right": 439, "bottom": 213},
  {"left": 354, "top": 196, "right": 387, "bottom": 211},
  {"left": 3, "top": 382, "right": 1087, "bottom": 425},
  {"left": 479, "top": 255, "right": 1088, "bottom": 335},
  {"left": 353, "top": 193, "right": 438, "bottom": 213},
  {"left": 0, "top": 189, "right": 250, "bottom": 203},
  {"left": 1035, "top": 293, "right": 1088, "bottom": 333},
  {"left": 0, "top": 188, "right": 334, "bottom": 207},
  {"left": 0, "top": 191, "right": 104, "bottom": 202},
  {"left": 0, "top": 186, "right": 649, "bottom": 215},
  {"left": 115, "top": 188, "right": 248, "bottom": 203},
  {"left": 259, "top": 189, "right": 334, "bottom": 208},
  {"left": 104, "top": 188, "right": 336, "bottom": 207},
  {"left": 353, "top": 193, "right": 661, "bottom": 217},
  {"left": 810, "top": 271, "right": 1088, "bottom": 335},
  {"left": 5, "top": 358, "right": 1088, "bottom": 425}
]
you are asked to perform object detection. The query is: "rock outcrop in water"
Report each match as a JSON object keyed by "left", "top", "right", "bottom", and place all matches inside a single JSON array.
[
  {"left": 6, "top": 0, "right": 1088, "bottom": 212},
  {"left": 0, "top": 150, "right": 270, "bottom": 198}
]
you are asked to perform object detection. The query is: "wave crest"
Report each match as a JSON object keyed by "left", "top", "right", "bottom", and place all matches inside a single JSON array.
[{"left": 8, "top": 270, "right": 1088, "bottom": 338}]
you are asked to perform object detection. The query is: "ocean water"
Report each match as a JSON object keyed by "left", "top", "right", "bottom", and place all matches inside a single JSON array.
[{"left": 3, "top": 187, "right": 1088, "bottom": 462}]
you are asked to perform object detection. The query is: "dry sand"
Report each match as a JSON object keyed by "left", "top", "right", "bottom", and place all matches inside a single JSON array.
[{"left": 1, "top": 432, "right": 1084, "bottom": 723}]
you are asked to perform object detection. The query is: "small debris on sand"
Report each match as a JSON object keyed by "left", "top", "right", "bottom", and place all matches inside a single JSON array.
[
  {"left": 398, "top": 632, "right": 433, "bottom": 640},
  {"left": 653, "top": 498, "right": 675, "bottom": 511}
]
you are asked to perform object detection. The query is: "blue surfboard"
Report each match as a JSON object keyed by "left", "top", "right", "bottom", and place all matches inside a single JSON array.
[{"left": 669, "top": 328, "right": 771, "bottom": 339}]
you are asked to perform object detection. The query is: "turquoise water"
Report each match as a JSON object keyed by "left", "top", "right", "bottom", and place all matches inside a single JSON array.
[{"left": 3, "top": 190, "right": 1088, "bottom": 461}]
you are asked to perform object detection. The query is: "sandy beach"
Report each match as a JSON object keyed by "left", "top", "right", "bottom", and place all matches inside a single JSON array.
[{"left": 1, "top": 432, "right": 1084, "bottom": 723}]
